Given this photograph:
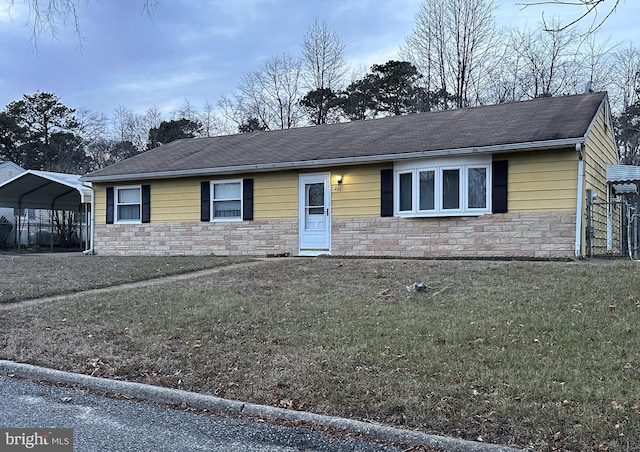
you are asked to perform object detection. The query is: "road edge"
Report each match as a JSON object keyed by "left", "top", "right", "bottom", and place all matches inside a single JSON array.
[{"left": 0, "top": 360, "right": 528, "bottom": 452}]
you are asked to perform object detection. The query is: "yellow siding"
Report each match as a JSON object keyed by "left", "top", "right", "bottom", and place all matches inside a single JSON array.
[
  {"left": 92, "top": 179, "right": 202, "bottom": 224},
  {"left": 584, "top": 104, "right": 618, "bottom": 199},
  {"left": 150, "top": 179, "right": 201, "bottom": 222},
  {"left": 94, "top": 184, "right": 107, "bottom": 225},
  {"left": 254, "top": 172, "right": 298, "bottom": 220},
  {"left": 331, "top": 164, "right": 389, "bottom": 218},
  {"left": 503, "top": 148, "right": 578, "bottom": 212},
  {"left": 581, "top": 102, "right": 618, "bottom": 255},
  {"left": 93, "top": 172, "right": 301, "bottom": 224},
  {"left": 92, "top": 163, "right": 439, "bottom": 223}
]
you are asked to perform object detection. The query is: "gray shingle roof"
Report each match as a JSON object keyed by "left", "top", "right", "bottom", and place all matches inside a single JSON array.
[{"left": 83, "top": 92, "right": 607, "bottom": 181}]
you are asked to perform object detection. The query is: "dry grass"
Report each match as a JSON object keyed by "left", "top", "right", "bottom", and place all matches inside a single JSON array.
[
  {"left": 0, "top": 254, "right": 254, "bottom": 303},
  {"left": 1, "top": 256, "right": 639, "bottom": 451}
]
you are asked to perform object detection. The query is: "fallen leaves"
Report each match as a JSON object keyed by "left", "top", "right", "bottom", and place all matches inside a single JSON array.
[
  {"left": 278, "top": 398, "right": 295, "bottom": 409},
  {"left": 611, "top": 401, "right": 624, "bottom": 410},
  {"left": 87, "top": 357, "right": 108, "bottom": 377},
  {"left": 611, "top": 400, "right": 640, "bottom": 412}
]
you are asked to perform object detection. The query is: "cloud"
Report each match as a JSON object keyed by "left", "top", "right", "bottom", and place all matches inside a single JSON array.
[{"left": 116, "top": 71, "right": 208, "bottom": 95}]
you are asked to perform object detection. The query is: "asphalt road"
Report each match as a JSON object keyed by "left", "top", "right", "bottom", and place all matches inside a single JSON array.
[{"left": 0, "top": 376, "right": 401, "bottom": 452}]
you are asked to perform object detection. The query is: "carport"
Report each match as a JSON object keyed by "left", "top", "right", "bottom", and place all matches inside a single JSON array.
[{"left": 0, "top": 170, "right": 92, "bottom": 252}]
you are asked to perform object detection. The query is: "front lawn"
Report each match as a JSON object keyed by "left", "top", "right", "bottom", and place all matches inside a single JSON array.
[
  {"left": 1, "top": 257, "right": 638, "bottom": 450},
  {"left": 0, "top": 254, "right": 253, "bottom": 303}
]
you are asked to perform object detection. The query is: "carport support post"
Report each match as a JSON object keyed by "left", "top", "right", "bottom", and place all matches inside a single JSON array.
[
  {"left": 50, "top": 209, "right": 54, "bottom": 252},
  {"left": 16, "top": 204, "right": 21, "bottom": 253},
  {"left": 79, "top": 208, "right": 83, "bottom": 251}
]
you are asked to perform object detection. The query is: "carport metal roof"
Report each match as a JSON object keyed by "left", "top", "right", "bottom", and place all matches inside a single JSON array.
[
  {"left": 0, "top": 170, "right": 92, "bottom": 210},
  {"left": 606, "top": 164, "right": 640, "bottom": 195},
  {"left": 607, "top": 164, "right": 640, "bottom": 184}
]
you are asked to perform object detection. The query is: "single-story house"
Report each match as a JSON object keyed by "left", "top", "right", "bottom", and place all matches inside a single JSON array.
[{"left": 82, "top": 91, "right": 618, "bottom": 258}]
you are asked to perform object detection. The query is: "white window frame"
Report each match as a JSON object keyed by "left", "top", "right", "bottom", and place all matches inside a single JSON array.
[
  {"left": 394, "top": 156, "right": 491, "bottom": 217},
  {"left": 210, "top": 179, "right": 243, "bottom": 222},
  {"left": 115, "top": 185, "right": 142, "bottom": 224},
  {"left": 466, "top": 166, "right": 490, "bottom": 212}
]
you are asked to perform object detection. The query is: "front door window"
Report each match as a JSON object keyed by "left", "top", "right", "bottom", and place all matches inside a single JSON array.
[{"left": 305, "top": 183, "right": 325, "bottom": 228}]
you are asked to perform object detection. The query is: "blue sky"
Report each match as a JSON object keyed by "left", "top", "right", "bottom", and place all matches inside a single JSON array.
[{"left": 0, "top": 0, "right": 638, "bottom": 119}]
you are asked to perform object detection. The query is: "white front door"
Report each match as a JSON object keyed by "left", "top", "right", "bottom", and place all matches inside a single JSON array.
[{"left": 299, "top": 173, "right": 331, "bottom": 255}]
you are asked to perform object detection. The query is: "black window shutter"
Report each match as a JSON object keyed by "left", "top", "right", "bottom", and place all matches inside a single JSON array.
[
  {"left": 492, "top": 160, "right": 508, "bottom": 213},
  {"left": 242, "top": 178, "right": 254, "bottom": 221},
  {"left": 380, "top": 169, "right": 394, "bottom": 217},
  {"left": 141, "top": 185, "right": 151, "bottom": 223},
  {"left": 106, "top": 187, "right": 114, "bottom": 224},
  {"left": 200, "top": 181, "right": 210, "bottom": 221}
]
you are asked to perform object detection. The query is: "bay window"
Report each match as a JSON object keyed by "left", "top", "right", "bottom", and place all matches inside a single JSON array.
[{"left": 395, "top": 157, "right": 491, "bottom": 217}]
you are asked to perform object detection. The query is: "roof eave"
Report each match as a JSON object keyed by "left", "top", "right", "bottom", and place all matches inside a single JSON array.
[{"left": 81, "top": 137, "right": 585, "bottom": 183}]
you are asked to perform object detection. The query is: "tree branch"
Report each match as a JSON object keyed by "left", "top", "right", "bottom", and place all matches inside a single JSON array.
[{"left": 517, "top": 0, "right": 621, "bottom": 34}]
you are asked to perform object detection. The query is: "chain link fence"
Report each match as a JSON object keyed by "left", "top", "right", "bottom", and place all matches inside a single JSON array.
[{"left": 586, "top": 194, "right": 639, "bottom": 259}]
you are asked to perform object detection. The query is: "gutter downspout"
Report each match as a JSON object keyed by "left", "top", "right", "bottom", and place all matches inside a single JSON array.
[
  {"left": 82, "top": 184, "right": 95, "bottom": 255},
  {"left": 575, "top": 143, "right": 584, "bottom": 257}
]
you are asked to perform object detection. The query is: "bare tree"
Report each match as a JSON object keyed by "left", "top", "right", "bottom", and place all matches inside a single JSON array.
[
  {"left": 258, "top": 53, "right": 303, "bottom": 129},
  {"left": 217, "top": 94, "right": 255, "bottom": 133},
  {"left": 578, "top": 36, "right": 614, "bottom": 94},
  {"left": 482, "top": 36, "right": 526, "bottom": 103},
  {"left": 302, "top": 19, "right": 347, "bottom": 92},
  {"left": 221, "top": 53, "right": 303, "bottom": 131},
  {"left": 402, "top": 0, "right": 499, "bottom": 108},
  {"left": 112, "top": 106, "right": 135, "bottom": 147},
  {"left": 610, "top": 43, "right": 640, "bottom": 113},
  {"left": 143, "top": 105, "right": 162, "bottom": 131},
  {"left": 111, "top": 105, "right": 161, "bottom": 152},
  {"left": 75, "top": 108, "right": 108, "bottom": 145},
  {"left": 199, "top": 101, "right": 225, "bottom": 137},
  {"left": 86, "top": 138, "right": 139, "bottom": 169},
  {"left": 610, "top": 43, "right": 640, "bottom": 166},
  {"left": 301, "top": 19, "right": 348, "bottom": 124},
  {"left": 517, "top": 0, "right": 621, "bottom": 34},
  {"left": 172, "top": 99, "right": 196, "bottom": 121},
  {"left": 508, "top": 24, "right": 582, "bottom": 98},
  {"left": 222, "top": 76, "right": 275, "bottom": 132}
]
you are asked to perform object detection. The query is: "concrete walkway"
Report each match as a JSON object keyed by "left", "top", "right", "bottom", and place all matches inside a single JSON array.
[{"left": 0, "top": 259, "right": 269, "bottom": 311}]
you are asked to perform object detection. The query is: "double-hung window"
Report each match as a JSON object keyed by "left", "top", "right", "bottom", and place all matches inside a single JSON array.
[
  {"left": 211, "top": 180, "right": 242, "bottom": 221},
  {"left": 115, "top": 186, "right": 141, "bottom": 223},
  {"left": 395, "top": 156, "right": 490, "bottom": 217}
]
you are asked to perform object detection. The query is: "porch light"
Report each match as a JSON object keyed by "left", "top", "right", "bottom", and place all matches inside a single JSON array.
[{"left": 335, "top": 174, "right": 343, "bottom": 184}]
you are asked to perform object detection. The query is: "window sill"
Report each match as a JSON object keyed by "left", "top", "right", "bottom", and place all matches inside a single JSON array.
[{"left": 396, "top": 211, "right": 490, "bottom": 218}]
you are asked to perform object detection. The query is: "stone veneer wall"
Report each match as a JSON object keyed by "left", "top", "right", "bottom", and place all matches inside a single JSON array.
[
  {"left": 332, "top": 211, "right": 576, "bottom": 258},
  {"left": 94, "top": 220, "right": 299, "bottom": 256},
  {"left": 94, "top": 211, "right": 577, "bottom": 258}
]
